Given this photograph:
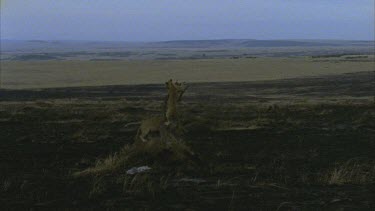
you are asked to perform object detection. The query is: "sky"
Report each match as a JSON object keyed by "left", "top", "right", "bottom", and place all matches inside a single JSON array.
[{"left": 1, "top": 0, "right": 374, "bottom": 41}]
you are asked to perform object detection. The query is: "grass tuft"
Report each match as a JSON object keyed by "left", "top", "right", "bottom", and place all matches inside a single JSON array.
[
  {"left": 73, "top": 139, "right": 201, "bottom": 197},
  {"left": 322, "top": 159, "right": 375, "bottom": 185}
]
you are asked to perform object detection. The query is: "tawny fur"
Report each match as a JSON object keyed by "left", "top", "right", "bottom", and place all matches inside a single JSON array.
[
  {"left": 135, "top": 79, "right": 187, "bottom": 143},
  {"left": 136, "top": 116, "right": 165, "bottom": 143}
]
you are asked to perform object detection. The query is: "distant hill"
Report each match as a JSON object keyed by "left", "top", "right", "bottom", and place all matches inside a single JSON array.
[
  {"left": 145, "top": 39, "right": 374, "bottom": 48},
  {"left": 1, "top": 39, "right": 374, "bottom": 51},
  {"left": 1, "top": 39, "right": 373, "bottom": 61}
]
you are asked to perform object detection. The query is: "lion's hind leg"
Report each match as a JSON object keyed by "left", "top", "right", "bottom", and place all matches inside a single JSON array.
[
  {"left": 136, "top": 126, "right": 150, "bottom": 143},
  {"left": 139, "top": 128, "right": 150, "bottom": 142}
]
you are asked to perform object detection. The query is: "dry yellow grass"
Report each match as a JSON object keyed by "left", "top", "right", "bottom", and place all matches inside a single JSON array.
[{"left": 1, "top": 57, "right": 373, "bottom": 89}]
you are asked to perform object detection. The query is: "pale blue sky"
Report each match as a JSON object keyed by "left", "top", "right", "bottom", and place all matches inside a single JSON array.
[{"left": 1, "top": 0, "right": 374, "bottom": 41}]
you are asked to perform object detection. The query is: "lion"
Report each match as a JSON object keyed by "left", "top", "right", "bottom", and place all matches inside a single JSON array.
[{"left": 135, "top": 79, "right": 188, "bottom": 143}]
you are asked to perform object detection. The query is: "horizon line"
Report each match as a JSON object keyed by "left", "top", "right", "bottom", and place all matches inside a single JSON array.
[{"left": 1, "top": 38, "right": 375, "bottom": 43}]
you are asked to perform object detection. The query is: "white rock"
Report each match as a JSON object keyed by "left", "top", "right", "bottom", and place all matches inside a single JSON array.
[{"left": 126, "top": 166, "right": 151, "bottom": 175}]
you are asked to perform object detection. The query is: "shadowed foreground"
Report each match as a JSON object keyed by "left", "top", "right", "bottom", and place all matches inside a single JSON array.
[{"left": 0, "top": 71, "right": 374, "bottom": 210}]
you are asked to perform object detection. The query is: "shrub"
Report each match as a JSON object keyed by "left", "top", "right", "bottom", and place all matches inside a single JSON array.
[
  {"left": 73, "top": 139, "right": 202, "bottom": 197},
  {"left": 322, "top": 159, "right": 375, "bottom": 185}
]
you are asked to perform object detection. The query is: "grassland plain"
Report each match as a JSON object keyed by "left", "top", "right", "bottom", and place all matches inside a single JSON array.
[
  {"left": 1, "top": 56, "right": 374, "bottom": 89},
  {"left": 0, "top": 71, "right": 374, "bottom": 210}
]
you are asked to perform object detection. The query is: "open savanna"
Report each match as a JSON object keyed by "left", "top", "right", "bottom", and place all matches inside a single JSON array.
[{"left": 1, "top": 56, "right": 373, "bottom": 89}]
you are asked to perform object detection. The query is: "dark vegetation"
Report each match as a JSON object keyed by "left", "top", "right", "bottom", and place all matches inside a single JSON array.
[
  {"left": 311, "top": 53, "right": 369, "bottom": 58},
  {"left": 10, "top": 54, "right": 60, "bottom": 61},
  {"left": 0, "top": 71, "right": 374, "bottom": 210},
  {"left": 4, "top": 51, "right": 372, "bottom": 61},
  {"left": 96, "top": 52, "right": 135, "bottom": 57},
  {"left": 2, "top": 39, "right": 373, "bottom": 61}
]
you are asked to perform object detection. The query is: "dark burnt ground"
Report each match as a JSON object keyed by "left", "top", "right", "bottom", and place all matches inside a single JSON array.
[
  {"left": 1, "top": 71, "right": 374, "bottom": 102},
  {"left": 0, "top": 71, "right": 374, "bottom": 210}
]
